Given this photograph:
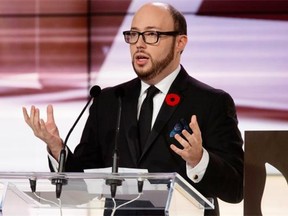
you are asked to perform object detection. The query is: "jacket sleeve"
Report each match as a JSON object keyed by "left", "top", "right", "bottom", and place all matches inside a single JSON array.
[{"left": 195, "top": 91, "right": 244, "bottom": 203}]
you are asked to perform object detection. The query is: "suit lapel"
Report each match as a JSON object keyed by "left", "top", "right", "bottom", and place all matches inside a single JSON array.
[{"left": 140, "top": 67, "right": 189, "bottom": 160}]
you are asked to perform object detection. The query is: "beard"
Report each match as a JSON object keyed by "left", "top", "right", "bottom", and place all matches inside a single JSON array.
[{"left": 132, "top": 41, "right": 176, "bottom": 81}]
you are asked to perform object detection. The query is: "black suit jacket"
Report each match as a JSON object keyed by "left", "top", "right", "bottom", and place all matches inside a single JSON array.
[{"left": 61, "top": 66, "right": 244, "bottom": 215}]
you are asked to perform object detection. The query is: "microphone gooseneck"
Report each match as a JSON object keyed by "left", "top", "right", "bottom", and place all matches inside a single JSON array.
[
  {"left": 62, "top": 85, "right": 101, "bottom": 163},
  {"left": 52, "top": 85, "right": 101, "bottom": 198},
  {"left": 106, "top": 87, "right": 124, "bottom": 198},
  {"left": 112, "top": 87, "right": 124, "bottom": 173}
]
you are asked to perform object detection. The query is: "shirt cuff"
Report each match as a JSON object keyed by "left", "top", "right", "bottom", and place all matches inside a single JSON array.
[
  {"left": 47, "top": 147, "right": 68, "bottom": 172},
  {"left": 186, "top": 148, "right": 209, "bottom": 183}
]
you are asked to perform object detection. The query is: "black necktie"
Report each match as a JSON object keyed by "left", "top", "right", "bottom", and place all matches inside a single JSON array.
[{"left": 138, "top": 85, "right": 159, "bottom": 153}]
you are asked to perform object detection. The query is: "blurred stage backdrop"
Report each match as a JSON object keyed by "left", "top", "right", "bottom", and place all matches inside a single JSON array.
[{"left": 0, "top": 0, "right": 288, "bottom": 172}]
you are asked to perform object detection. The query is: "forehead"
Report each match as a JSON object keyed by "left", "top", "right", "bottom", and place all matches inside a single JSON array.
[{"left": 131, "top": 5, "right": 174, "bottom": 31}]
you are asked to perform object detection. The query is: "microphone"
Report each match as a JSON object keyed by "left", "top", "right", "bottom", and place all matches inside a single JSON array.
[
  {"left": 29, "top": 177, "right": 37, "bottom": 193},
  {"left": 51, "top": 85, "right": 101, "bottom": 198},
  {"left": 106, "top": 87, "right": 124, "bottom": 198}
]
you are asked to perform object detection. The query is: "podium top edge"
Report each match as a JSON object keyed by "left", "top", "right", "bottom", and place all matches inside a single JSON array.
[{"left": 0, "top": 171, "right": 177, "bottom": 180}]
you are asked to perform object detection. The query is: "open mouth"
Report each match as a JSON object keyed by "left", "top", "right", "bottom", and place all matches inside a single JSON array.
[
  {"left": 135, "top": 54, "right": 149, "bottom": 65},
  {"left": 136, "top": 54, "right": 149, "bottom": 60}
]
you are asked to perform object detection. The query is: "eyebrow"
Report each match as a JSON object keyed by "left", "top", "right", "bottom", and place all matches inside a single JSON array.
[{"left": 130, "top": 26, "right": 160, "bottom": 31}]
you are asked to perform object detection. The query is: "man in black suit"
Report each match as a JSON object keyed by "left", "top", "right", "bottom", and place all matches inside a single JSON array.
[{"left": 23, "top": 2, "right": 243, "bottom": 215}]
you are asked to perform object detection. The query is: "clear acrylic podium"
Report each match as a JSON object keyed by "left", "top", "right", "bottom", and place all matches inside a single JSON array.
[{"left": 0, "top": 172, "right": 214, "bottom": 216}]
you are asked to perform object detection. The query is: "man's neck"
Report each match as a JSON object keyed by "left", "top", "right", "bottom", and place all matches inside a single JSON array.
[{"left": 143, "top": 64, "right": 181, "bottom": 86}]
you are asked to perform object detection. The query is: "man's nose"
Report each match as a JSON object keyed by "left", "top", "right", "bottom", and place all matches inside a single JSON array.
[{"left": 135, "top": 34, "right": 147, "bottom": 48}]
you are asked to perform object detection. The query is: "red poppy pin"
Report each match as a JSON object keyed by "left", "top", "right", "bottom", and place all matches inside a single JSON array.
[{"left": 165, "top": 93, "right": 180, "bottom": 107}]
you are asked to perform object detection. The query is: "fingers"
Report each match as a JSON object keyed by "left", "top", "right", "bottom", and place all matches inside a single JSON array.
[
  {"left": 23, "top": 105, "right": 62, "bottom": 152},
  {"left": 170, "top": 115, "right": 203, "bottom": 166},
  {"left": 170, "top": 143, "right": 184, "bottom": 155},
  {"left": 40, "top": 119, "right": 47, "bottom": 131},
  {"left": 22, "top": 105, "right": 43, "bottom": 133},
  {"left": 22, "top": 107, "right": 29, "bottom": 124},
  {"left": 179, "top": 115, "right": 202, "bottom": 146},
  {"left": 189, "top": 115, "right": 201, "bottom": 142},
  {"left": 174, "top": 133, "right": 190, "bottom": 149},
  {"left": 174, "top": 115, "right": 200, "bottom": 149},
  {"left": 47, "top": 104, "right": 55, "bottom": 123},
  {"left": 22, "top": 106, "right": 35, "bottom": 127},
  {"left": 32, "top": 107, "right": 42, "bottom": 132},
  {"left": 170, "top": 141, "right": 193, "bottom": 165}
]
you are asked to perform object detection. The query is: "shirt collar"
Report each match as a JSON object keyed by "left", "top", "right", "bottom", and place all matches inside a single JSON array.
[{"left": 140, "top": 65, "right": 181, "bottom": 96}]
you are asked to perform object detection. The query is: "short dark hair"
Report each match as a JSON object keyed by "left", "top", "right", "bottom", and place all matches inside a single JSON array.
[{"left": 167, "top": 4, "right": 187, "bottom": 35}]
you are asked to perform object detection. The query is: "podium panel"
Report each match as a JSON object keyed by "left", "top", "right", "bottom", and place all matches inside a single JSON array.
[
  {"left": 0, "top": 172, "right": 214, "bottom": 216},
  {"left": 244, "top": 131, "right": 288, "bottom": 216}
]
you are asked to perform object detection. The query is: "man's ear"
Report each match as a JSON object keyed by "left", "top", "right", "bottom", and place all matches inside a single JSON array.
[{"left": 176, "top": 35, "right": 188, "bottom": 54}]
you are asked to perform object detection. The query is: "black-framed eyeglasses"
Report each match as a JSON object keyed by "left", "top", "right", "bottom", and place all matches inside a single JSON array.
[{"left": 123, "top": 30, "right": 180, "bottom": 45}]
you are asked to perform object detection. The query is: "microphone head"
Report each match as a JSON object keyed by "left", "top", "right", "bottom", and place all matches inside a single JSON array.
[
  {"left": 115, "top": 87, "right": 125, "bottom": 98},
  {"left": 90, "top": 85, "right": 101, "bottom": 97}
]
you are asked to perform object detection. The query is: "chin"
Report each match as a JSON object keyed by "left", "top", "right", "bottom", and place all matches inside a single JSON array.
[{"left": 133, "top": 63, "right": 153, "bottom": 77}]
